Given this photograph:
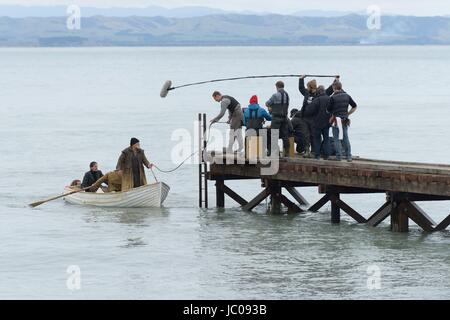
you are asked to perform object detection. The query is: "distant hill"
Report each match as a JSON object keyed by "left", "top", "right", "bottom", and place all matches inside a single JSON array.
[
  {"left": 0, "top": 5, "right": 251, "bottom": 18},
  {"left": 1, "top": 14, "right": 450, "bottom": 46},
  {"left": 0, "top": 5, "right": 352, "bottom": 18}
]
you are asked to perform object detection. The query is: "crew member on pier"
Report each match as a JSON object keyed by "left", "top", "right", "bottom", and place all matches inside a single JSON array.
[
  {"left": 327, "top": 81, "right": 357, "bottom": 162},
  {"left": 303, "top": 85, "right": 331, "bottom": 160},
  {"left": 243, "top": 95, "right": 272, "bottom": 133},
  {"left": 266, "top": 81, "right": 290, "bottom": 157},
  {"left": 211, "top": 91, "right": 244, "bottom": 153}
]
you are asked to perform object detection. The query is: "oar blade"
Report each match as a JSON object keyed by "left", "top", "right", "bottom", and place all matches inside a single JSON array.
[
  {"left": 28, "top": 187, "right": 85, "bottom": 208},
  {"left": 29, "top": 200, "right": 45, "bottom": 208}
]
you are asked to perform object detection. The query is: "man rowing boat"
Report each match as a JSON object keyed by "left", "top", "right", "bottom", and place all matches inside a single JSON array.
[
  {"left": 90, "top": 170, "right": 123, "bottom": 192},
  {"left": 81, "top": 161, "right": 104, "bottom": 192}
]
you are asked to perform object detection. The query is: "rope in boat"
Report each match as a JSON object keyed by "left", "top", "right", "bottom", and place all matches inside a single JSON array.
[{"left": 153, "top": 121, "right": 227, "bottom": 173}]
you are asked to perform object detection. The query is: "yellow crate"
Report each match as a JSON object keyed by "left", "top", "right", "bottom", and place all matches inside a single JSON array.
[
  {"left": 245, "top": 136, "right": 264, "bottom": 161},
  {"left": 288, "top": 136, "right": 295, "bottom": 158}
]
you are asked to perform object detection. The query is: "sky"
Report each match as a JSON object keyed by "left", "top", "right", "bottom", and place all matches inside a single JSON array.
[{"left": 0, "top": 0, "right": 449, "bottom": 16}]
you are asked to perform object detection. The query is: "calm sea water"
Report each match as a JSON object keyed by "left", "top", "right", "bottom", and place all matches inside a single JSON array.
[{"left": 1, "top": 46, "right": 450, "bottom": 299}]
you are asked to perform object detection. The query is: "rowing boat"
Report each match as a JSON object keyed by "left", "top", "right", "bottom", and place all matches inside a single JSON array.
[{"left": 63, "top": 182, "right": 170, "bottom": 208}]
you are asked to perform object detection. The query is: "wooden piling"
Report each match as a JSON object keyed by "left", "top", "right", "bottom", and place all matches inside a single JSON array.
[
  {"left": 390, "top": 194, "right": 409, "bottom": 232},
  {"left": 269, "top": 181, "right": 282, "bottom": 214},
  {"left": 215, "top": 179, "right": 225, "bottom": 208},
  {"left": 330, "top": 193, "right": 341, "bottom": 224}
]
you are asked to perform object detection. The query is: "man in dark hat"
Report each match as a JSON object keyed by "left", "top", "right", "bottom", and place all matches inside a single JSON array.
[{"left": 116, "top": 138, "right": 154, "bottom": 191}]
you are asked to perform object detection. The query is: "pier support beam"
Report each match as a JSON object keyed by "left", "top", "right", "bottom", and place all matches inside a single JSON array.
[
  {"left": 335, "top": 198, "right": 367, "bottom": 223},
  {"left": 330, "top": 193, "right": 341, "bottom": 224},
  {"left": 390, "top": 194, "right": 409, "bottom": 232},
  {"left": 367, "top": 201, "right": 392, "bottom": 227},
  {"left": 269, "top": 182, "right": 282, "bottom": 214},
  {"left": 308, "top": 194, "right": 331, "bottom": 212},
  {"left": 222, "top": 184, "right": 248, "bottom": 206},
  {"left": 215, "top": 179, "right": 225, "bottom": 208},
  {"left": 242, "top": 188, "right": 270, "bottom": 211},
  {"left": 285, "top": 186, "right": 309, "bottom": 206},
  {"left": 402, "top": 201, "right": 435, "bottom": 232},
  {"left": 391, "top": 204, "right": 409, "bottom": 232},
  {"left": 435, "top": 214, "right": 450, "bottom": 231}
]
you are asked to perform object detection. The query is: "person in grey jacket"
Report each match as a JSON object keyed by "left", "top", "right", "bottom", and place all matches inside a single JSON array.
[
  {"left": 211, "top": 91, "right": 244, "bottom": 153},
  {"left": 266, "top": 81, "right": 290, "bottom": 156}
]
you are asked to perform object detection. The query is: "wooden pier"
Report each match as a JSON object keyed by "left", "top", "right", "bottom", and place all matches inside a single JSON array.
[{"left": 197, "top": 114, "right": 450, "bottom": 233}]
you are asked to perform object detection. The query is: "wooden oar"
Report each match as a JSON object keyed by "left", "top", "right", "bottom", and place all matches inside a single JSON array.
[{"left": 29, "top": 185, "right": 93, "bottom": 208}]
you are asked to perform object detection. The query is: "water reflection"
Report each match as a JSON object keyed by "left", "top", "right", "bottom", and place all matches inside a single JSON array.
[
  {"left": 195, "top": 206, "right": 450, "bottom": 299},
  {"left": 81, "top": 206, "right": 171, "bottom": 225}
]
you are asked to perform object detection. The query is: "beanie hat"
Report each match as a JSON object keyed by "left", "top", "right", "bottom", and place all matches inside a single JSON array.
[
  {"left": 130, "top": 137, "right": 140, "bottom": 147},
  {"left": 249, "top": 95, "right": 258, "bottom": 104}
]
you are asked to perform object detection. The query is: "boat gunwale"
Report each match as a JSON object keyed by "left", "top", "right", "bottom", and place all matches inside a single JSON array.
[{"left": 64, "top": 182, "right": 170, "bottom": 197}]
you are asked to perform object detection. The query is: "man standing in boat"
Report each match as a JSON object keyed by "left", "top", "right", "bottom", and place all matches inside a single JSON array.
[
  {"left": 211, "top": 91, "right": 244, "bottom": 153},
  {"left": 116, "top": 138, "right": 154, "bottom": 191}
]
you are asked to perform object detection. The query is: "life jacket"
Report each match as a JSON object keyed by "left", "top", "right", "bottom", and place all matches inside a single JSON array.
[
  {"left": 222, "top": 95, "right": 240, "bottom": 113},
  {"left": 247, "top": 108, "right": 264, "bottom": 130},
  {"left": 271, "top": 89, "right": 289, "bottom": 118},
  {"left": 330, "top": 91, "right": 351, "bottom": 118}
]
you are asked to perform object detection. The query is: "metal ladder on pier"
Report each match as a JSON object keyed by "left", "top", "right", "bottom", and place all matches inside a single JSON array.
[{"left": 198, "top": 113, "right": 208, "bottom": 208}]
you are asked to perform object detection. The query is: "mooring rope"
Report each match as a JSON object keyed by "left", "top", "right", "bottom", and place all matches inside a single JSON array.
[{"left": 153, "top": 121, "right": 228, "bottom": 173}]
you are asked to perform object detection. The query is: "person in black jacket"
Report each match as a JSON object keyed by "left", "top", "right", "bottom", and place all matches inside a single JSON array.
[
  {"left": 327, "top": 81, "right": 358, "bottom": 162},
  {"left": 298, "top": 75, "right": 338, "bottom": 155},
  {"left": 304, "top": 86, "right": 331, "bottom": 160},
  {"left": 290, "top": 108, "right": 309, "bottom": 155},
  {"left": 81, "top": 161, "right": 105, "bottom": 192}
]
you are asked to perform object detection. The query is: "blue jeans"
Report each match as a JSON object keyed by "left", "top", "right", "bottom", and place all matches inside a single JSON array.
[
  {"left": 332, "top": 124, "right": 351, "bottom": 160},
  {"left": 313, "top": 126, "right": 330, "bottom": 159}
]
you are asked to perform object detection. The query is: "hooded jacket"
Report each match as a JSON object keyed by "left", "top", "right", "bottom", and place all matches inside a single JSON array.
[{"left": 243, "top": 103, "right": 272, "bottom": 129}]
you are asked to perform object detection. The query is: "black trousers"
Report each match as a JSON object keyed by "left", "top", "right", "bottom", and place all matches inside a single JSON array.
[{"left": 268, "top": 117, "right": 290, "bottom": 155}]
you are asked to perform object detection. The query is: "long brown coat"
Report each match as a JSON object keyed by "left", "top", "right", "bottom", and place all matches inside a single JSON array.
[
  {"left": 91, "top": 171, "right": 122, "bottom": 193},
  {"left": 116, "top": 147, "right": 150, "bottom": 191}
]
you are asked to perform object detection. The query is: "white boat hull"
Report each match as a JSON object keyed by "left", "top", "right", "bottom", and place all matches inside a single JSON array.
[{"left": 63, "top": 182, "right": 170, "bottom": 208}]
